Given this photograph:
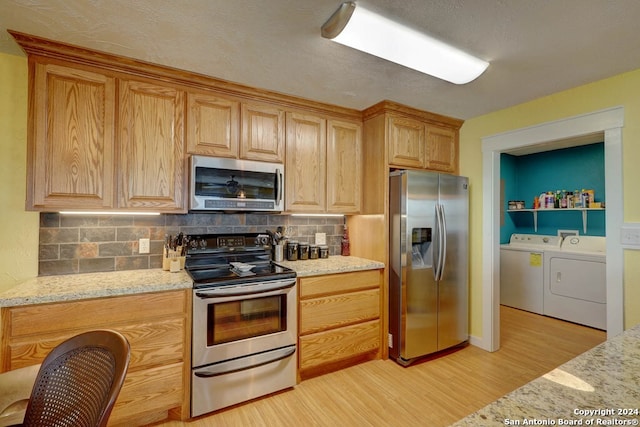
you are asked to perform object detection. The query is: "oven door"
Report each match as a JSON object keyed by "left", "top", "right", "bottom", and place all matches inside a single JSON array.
[{"left": 192, "top": 278, "right": 297, "bottom": 368}]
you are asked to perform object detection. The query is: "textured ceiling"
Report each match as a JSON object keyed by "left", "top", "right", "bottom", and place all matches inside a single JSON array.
[{"left": 2, "top": 0, "right": 640, "bottom": 120}]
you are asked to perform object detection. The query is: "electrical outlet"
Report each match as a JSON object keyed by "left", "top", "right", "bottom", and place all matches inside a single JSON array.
[
  {"left": 139, "top": 238, "right": 150, "bottom": 254},
  {"left": 315, "top": 232, "right": 326, "bottom": 245},
  {"left": 388, "top": 333, "right": 393, "bottom": 348},
  {"left": 621, "top": 225, "right": 640, "bottom": 247}
]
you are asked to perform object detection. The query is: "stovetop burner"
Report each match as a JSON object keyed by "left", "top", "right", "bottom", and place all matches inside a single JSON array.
[{"left": 185, "top": 232, "right": 295, "bottom": 288}]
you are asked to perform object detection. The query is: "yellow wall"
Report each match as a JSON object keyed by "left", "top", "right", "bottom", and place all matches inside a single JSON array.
[
  {"left": 460, "top": 69, "right": 640, "bottom": 337},
  {"left": 0, "top": 52, "right": 39, "bottom": 292}
]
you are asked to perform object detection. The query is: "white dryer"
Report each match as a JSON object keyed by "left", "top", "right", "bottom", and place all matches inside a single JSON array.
[
  {"left": 500, "top": 234, "right": 562, "bottom": 314},
  {"left": 543, "top": 236, "right": 606, "bottom": 329}
]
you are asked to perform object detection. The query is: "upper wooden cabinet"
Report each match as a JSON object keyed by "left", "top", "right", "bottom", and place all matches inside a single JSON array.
[
  {"left": 119, "top": 79, "right": 186, "bottom": 211},
  {"left": 286, "top": 113, "right": 362, "bottom": 214},
  {"left": 286, "top": 112, "right": 327, "bottom": 212},
  {"left": 425, "top": 124, "right": 458, "bottom": 174},
  {"left": 186, "top": 95, "right": 285, "bottom": 163},
  {"left": 28, "top": 62, "right": 116, "bottom": 210},
  {"left": 187, "top": 92, "right": 240, "bottom": 158},
  {"left": 388, "top": 116, "right": 425, "bottom": 168},
  {"left": 360, "top": 101, "right": 463, "bottom": 215},
  {"left": 241, "top": 103, "right": 285, "bottom": 162},
  {"left": 326, "top": 119, "right": 362, "bottom": 213}
]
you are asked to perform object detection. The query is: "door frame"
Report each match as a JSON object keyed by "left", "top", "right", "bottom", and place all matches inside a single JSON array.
[{"left": 480, "top": 106, "right": 624, "bottom": 351}]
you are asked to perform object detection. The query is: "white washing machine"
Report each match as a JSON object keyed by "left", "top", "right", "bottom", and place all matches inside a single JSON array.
[
  {"left": 500, "top": 234, "right": 562, "bottom": 314},
  {"left": 543, "top": 236, "right": 606, "bottom": 330}
]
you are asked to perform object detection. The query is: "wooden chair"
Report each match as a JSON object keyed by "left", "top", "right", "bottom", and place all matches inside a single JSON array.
[{"left": 0, "top": 330, "right": 130, "bottom": 427}]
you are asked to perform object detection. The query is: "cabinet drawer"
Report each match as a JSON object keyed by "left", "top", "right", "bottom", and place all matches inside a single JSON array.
[
  {"left": 7, "top": 317, "right": 185, "bottom": 371},
  {"left": 6, "top": 291, "right": 186, "bottom": 338},
  {"left": 300, "top": 289, "right": 379, "bottom": 334},
  {"left": 299, "top": 270, "right": 380, "bottom": 298},
  {"left": 110, "top": 362, "right": 183, "bottom": 426},
  {"left": 299, "top": 320, "right": 380, "bottom": 370}
]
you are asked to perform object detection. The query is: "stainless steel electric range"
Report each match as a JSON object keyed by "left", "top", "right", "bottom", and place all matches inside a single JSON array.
[{"left": 185, "top": 232, "right": 297, "bottom": 417}]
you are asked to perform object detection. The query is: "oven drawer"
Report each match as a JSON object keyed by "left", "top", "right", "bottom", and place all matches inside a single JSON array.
[{"left": 191, "top": 345, "right": 296, "bottom": 417}]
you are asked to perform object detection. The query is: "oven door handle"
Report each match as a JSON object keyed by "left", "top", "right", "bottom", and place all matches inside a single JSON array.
[
  {"left": 195, "top": 279, "right": 296, "bottom": 298},
  {"left": 194, "top": 345, "right": 296, "bottom": 378}
]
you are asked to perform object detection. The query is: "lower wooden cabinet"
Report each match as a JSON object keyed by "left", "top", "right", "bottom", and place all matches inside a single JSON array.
[
  {"left": 0, "top": 290, "right": 191, "bottom": 426},
  {"left": 298, "top": 269, "right": 382, "bottom": 379}
]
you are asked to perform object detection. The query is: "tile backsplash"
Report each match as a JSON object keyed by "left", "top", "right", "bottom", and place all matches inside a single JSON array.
[{"left": 39, "top": 213, "right": 345, "bottom": 276}]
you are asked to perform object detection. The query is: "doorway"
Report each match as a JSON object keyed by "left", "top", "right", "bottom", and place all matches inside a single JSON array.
[{"left": 480, "top": 106, "right": 624, "bottom": 351}]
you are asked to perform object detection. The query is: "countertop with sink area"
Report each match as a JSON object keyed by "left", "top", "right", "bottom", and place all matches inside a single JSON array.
[{"left": 0, "top": 255, "right": 384, "bottom": 307}]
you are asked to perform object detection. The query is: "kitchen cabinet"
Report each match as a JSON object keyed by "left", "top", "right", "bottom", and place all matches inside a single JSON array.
[
  {"left": 187, "top": 96, "right": 284, "bottom": 163},
  {"left": 326, "top": 119, "right": 363, "bottom": 213},
  {"left": 425, "top": 124, "right": 458, "bottom": 173},
  {"left": 27, "top": 62, "right": 116, "bottom": 210},
  {"left": 286, "top": 112, "right": 362, "bottom": 213},
  {"left": 388, "top": 115, "right": 425, "bottom": 168},
  {"left": 0, "top": 290, "right": 191, "bottom": 426},
  {"left": 15, "top": 31, "right": 367, "bottom": 213},
  {"left": 388, "top": 115, "right": 458, "bottom": 173},
  {"left": 186, "top": 91, "right": 240, "bottom": 158},
  {"left": 298, "top": 269, "right": 382, "bottom": 380},
  {"left": 285, "top": 112, "right": 327, "bottom": 212},
  {"left": 241, "top": 102, "right": 285, "bottom": 162},
  {"left": 119, "top": 79, "right": 186, "bottom": 211}
]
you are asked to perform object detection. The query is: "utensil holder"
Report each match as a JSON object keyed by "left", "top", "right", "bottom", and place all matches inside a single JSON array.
[{"left": 163, "top": 249, "right": 185, "bottom": 271}]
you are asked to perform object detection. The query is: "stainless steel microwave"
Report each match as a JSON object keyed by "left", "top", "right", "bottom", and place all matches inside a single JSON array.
[{"left": 189, "top": 156, "right": 284, "bottom": 212}]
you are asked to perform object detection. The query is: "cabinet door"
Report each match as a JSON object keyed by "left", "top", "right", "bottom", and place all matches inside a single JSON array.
[
  {"left": 285, "top": 112, "right": 326, "bottom": 212},
  {"left": 388, "top": 116, "right": 425, "bottom": 168},
  {"left": 326, "top": 119, "right": 362, "bottom": 213},
  {"left": 425, "top": 124, "right": 457, "bottom": 173},
  {"left": 187, "top": 92, "right": 239, "bottom": 157},
  {"left": 30, "top": 63, "right": 116, "bottom": 210},
  {"left": 119, "top": 80, "right": 186, "bottom": 211},
  {"left": 241, "top": 103, "right": 285, "bottom": 162}
]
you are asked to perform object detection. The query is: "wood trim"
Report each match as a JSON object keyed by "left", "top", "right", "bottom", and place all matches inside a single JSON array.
[
  {"left": 8, "top": 30, "right": 363, "bottom": 122},
  {"left": 363, "top": 100, "right": 463, "bottom": 129}
]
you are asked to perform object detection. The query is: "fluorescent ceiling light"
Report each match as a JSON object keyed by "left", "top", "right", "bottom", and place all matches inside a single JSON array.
[{"left": 321, "top": 2, "right": 489, "bottom": 84}]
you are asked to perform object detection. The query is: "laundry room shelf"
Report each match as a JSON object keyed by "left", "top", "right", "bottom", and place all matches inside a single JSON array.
[{"left": 507, "top": 208, "right": 605, "bottom": 233}]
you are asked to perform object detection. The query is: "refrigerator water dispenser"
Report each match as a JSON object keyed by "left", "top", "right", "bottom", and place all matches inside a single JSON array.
[{"left": 411, "top": 228, "right": 432, "bottom": 268}]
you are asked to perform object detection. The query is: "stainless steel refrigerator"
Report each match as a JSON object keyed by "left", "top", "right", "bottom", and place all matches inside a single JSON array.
[{"left": 389, "top": 170, "right": 469, "bottom": 366}]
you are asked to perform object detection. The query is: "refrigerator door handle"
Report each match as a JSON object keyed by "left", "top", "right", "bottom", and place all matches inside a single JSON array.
[
  {"left": 438, "top": 204, "right": 448, "bottom": 281},
  {"left": 434, "top": 203, "right": 443, "bottom": 280}
]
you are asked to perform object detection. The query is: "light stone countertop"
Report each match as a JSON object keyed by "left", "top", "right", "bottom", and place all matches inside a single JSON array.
[
  {"left": 451, "top": 323, "right": 640, "bottom": 426},
  {"left": 0, "top": 269, "right": 193, "bottom": 307},
  {"left": 0, "top": 256, "right": 384, "bottom": 308},
  {"left": 275, "top": 255, "right": 384, "bottom": 277}
]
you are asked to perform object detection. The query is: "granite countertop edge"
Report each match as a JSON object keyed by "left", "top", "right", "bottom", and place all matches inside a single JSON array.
[
  {"left": 451, "top": 323, "right": 640, "bottom": 426},
  {"left": 0, "top": 256, "right": 384, "bottom": 307},
  {"left": 0, "top": 269, "right": 193, "bottom": 308},
  {"left": 275, "top": 255, "right": 385, "bottom": 277}
]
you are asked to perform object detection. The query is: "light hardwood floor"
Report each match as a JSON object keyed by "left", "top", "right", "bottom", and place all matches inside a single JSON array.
[{"left": 154, "top": 306, "right": 605, "bottom": 427}]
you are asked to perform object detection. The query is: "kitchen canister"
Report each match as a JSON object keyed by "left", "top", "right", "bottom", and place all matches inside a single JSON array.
[
  {"left": 298, "top": 243, "right": 310, "bottom": 260},
  {"left": 286, "top": 240, "right": 299, "bottom": 261},
  {"left": 319, "top": 245, "right": 329, "bottom": 259},
  {"left": 309, "top": 245, "right": 319, "bottom": 259}
]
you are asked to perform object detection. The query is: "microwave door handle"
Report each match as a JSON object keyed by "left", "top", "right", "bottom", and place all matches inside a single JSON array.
[{"left": 276, "top": 168, "right": 283, "bottom": 206}]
